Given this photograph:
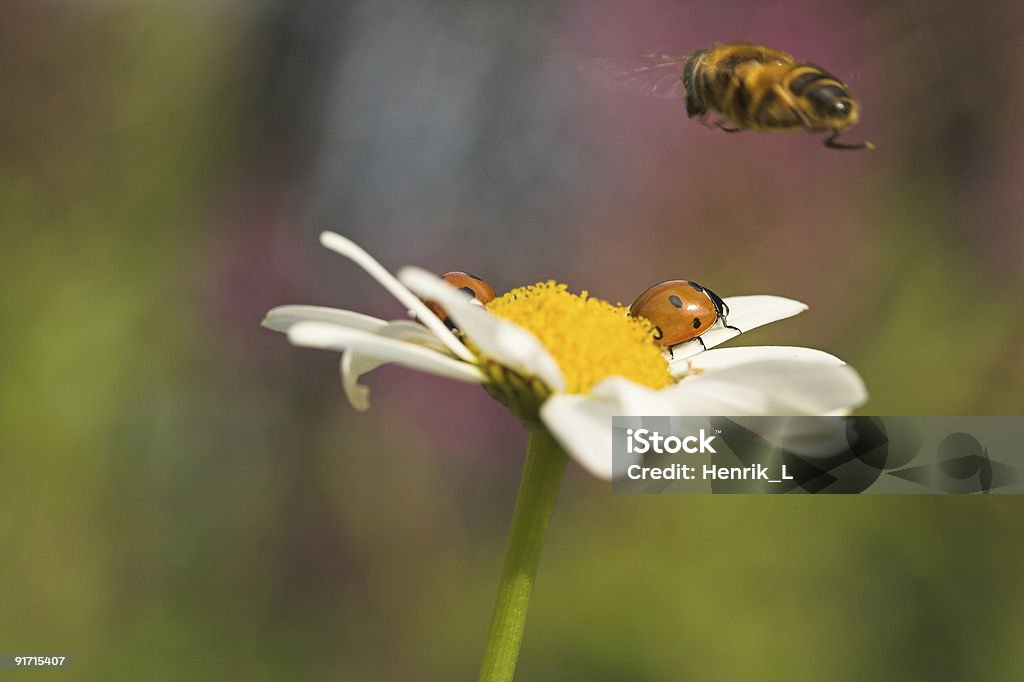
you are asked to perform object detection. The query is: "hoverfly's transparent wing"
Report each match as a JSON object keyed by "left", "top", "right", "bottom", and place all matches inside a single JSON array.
[{"left": 579, "top": 53, "right": 688, "bottom": 99}]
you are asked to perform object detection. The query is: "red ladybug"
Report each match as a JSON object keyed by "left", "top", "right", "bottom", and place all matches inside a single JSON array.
[
  {"left": 629, "top": 280, "right": 739, "bottom": 353},
  {"left": 425, "top": 271, "right": 496, "bottom": 329}
]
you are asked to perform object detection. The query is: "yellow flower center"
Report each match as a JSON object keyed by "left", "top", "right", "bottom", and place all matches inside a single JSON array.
[{"left": 484, "top": 281, "right": 672, "bottom": 394}]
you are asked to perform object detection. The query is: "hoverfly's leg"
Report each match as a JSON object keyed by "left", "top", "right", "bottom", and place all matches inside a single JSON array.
[
  {"left": 773, "top": 85, "right": 814, "bottom": 131},
  {"left": 793, "top": 108, "right": 813, "bottom": 129},
  {"left": 697, "top": 115, "right": 740, "bottom": 132},
  {"left": 824, "top": 131, "right": 875, "bottom": 151},
  {"left": 698, "top": 116, "right": 742, "bottom": 133}
]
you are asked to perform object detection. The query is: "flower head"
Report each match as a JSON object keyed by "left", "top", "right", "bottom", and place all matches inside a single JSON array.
[
  {"left": 264, "top": 232, "right": 867, "bottom": 478},
  {"left": 485, "top": 281, "right": 672, "bottom": 394}
]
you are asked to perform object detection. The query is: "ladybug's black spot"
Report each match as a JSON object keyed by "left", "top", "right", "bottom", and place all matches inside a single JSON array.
[
  {"left": 653, "top": 325, "right": 664, "bottom": 340},
  {"left": 668, "top": 295, "right": 683, "bottom": 308},
  {"left": 692, "top": 317, "right": 702, "bottom": 329},
  {"left": 687, "top": 281, "right": 704, "bottom": 292},
  {"left": 459, "top": 286, "right": 476, "bottom": 298}
]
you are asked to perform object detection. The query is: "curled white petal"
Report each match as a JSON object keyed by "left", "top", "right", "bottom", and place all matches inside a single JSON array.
[
  {"left": 339, "top": 320, "right": 452, "bottom": 411},
  {"left": 318, "top": 232, "right": 475, "bottom": 362},
  {"left": 399, "top": 266, "right": 566, "bottom": 392},
  {"left": 340, "top": 353, "right": 374, "bottom": 411},
  {"left": 262, "top": 305, "right": 387, "bottom": 334},
  {"left": 673, "top": 345, "right": 845, "bottom": 378},
  {"left": 287, "top": 322, "right": 485, "bottom": 401},
  {"left": 668, "top": 295, "right": 809, "bottom": 361}
]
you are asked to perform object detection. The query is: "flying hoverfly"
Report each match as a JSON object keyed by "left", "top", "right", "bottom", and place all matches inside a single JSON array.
[{"left": 581, "top": 41, "right": 874, "bottom": 150}]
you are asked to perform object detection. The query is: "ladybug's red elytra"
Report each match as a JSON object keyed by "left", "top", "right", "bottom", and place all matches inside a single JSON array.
[
  {"left": 425, "top": 271, "right": 496, "bottom": 329},
  {"left": 628, "top": 280, "right": 739, "bottom": 353}
]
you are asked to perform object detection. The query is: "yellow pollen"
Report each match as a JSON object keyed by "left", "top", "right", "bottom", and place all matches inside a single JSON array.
[{"left": 484, "top": 281, "right": 673, "bottom": 394}]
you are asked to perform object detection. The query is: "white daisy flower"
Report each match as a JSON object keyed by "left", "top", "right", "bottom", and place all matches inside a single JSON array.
[{"left": 263, "top": 232, "right": 867, "bottom": 480}]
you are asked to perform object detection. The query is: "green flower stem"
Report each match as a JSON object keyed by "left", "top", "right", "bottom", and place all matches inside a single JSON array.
[{"left": 478, "top": 428, "right": 569, "bottom": 682}]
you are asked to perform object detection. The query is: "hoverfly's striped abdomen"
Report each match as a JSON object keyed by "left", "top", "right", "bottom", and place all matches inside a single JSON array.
[{"left": 685, "top": 43, "right": 794, "bottom": 127}]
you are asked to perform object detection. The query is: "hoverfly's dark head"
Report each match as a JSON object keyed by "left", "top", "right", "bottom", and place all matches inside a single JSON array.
[{"left": 807, "top": 85, "right": 859, "bottom": 126}]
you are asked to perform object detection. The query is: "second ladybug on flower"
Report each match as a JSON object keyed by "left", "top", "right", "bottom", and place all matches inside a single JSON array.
[{"left": 425, "top": 271, "right": 496, "bottom": 330}]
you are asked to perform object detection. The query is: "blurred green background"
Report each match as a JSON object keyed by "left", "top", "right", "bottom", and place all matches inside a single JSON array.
[{"left": 3, "top": 1, "right": 1023, "bottom": 680}]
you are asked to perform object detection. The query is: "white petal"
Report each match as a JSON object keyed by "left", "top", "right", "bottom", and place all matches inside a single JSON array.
[
  {"left": 318, "top": 232, "right": 475, "bottom": 362},
  {"left": 541, "top": 352, "right": 866, "bottom": 479},
  {"left": 339, "top": 320, "right": 453, "bottom": 411},
  {"left": 587, "top": 377, "right": 683, "bottom": 415},
  {"left": 593, "top": 375, "right": 773, "bottom": 416},
  {"left": 365, "top": 319, "right": 450, "bottom": 351},
  {"left": 540, "top": 394, "right": 620, "bottom": 479},
  {"left": 540, "top": 378, "right": 767, "bottom": 479},
  {"left": 287, "top": 321, "right": 484, "bottom": 389},
  {"left": 723, "top": 295, "right": 808, "bottom": 331},
  {"left": 646, "top": 378, "right": 773, "bottom": 414},
  {"left": 673, "top": 345, "right": 845, "bottom": 378},
  {"left": 668, "top": 295, "right": 809, "bottom": 361},
  {"left": 399, "top": 266, "right": 566, "bottom": 392},
  {"left": 679, "top": 359, "right": 867, "bottom": 415},
  {"left": 262, "top": 305, "right": 387, "bottom": 334}
]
